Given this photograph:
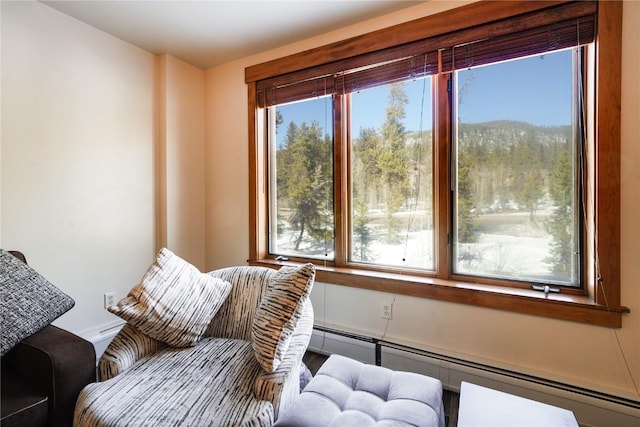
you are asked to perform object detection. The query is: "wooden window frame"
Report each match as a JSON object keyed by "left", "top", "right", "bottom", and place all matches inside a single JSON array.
[{"left": 245, "top": 0, "right": 628, "bottom": 327}]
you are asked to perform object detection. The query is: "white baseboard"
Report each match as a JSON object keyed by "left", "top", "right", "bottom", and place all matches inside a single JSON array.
[
  {"left": 77, "top": 320, "right": 125, "bottom": 363},
  {"left": 308, "top": 330, "right": 640, "bottom": 427}
]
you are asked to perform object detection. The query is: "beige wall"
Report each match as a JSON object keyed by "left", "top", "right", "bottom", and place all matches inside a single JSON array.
[
  {"left": 204, "top": 0, "right": 640, "bottom": 403},
  {"left": 204, "top": 62, "right": 250, "bottom": 268},
  {"left": 1, "top": 1, "right": 156, "bottom": 333},
  {"left": 157, "top": 54, "right": 206, "bottom": 270},
  {"left": 0, "top": 2, "right": 206, "bottom": 335}
]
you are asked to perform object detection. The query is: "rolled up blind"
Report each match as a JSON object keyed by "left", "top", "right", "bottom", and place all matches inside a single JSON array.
[{"left": 256, "top": 1, "right": 597, "bottom": 108}]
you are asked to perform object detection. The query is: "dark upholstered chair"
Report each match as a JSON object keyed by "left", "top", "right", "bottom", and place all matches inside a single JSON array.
[{"left": 1, "top": 251, "right": 96, "bottom": 427}]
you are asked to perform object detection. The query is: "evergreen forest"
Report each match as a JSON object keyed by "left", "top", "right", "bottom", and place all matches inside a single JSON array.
[{"left": 274, "top": 83, "right": 577, "bottom": 284}]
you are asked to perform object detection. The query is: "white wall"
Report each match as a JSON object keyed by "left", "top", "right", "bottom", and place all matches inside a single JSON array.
[
  {"left": 204, "top": 0, "right": 640, "bottom": 410},
  {"left": 0, "top": 1, "right": 156, "bottom": 334}
]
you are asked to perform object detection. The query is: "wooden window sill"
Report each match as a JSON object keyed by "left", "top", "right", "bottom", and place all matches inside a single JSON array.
[{"left": 249, "top": 259, "right": 629, "bottom": 328}]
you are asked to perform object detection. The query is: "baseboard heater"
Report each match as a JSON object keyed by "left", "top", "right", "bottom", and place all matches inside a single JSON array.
[
  {"left": 310, "top": 324, "right": 640, "bottom": 427},
  {"left": 81, "top": 321, "right": 126, "bottom": 363}
]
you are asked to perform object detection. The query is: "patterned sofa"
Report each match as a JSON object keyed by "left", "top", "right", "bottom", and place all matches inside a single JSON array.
[{"left": 73, "top": 255, "right": 315, "bottom": 427}]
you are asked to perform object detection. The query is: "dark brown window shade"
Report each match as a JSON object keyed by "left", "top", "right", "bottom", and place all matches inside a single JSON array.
[
  {"left": 341, "top": 51, "right": 440, "bottom": 94},
  {"left": 256, "top": 0, "right": 597, "bottom": 108},
  {"left": 440, "top": 15, "right": 595, "bottom": 72},
  {"left": 256, "top": 76, "right": 337, "bottom": 107}
]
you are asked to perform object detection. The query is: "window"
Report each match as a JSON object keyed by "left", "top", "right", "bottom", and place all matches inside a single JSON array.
[
  {"left": 350, "top": 78, "right": 434, "bottom": 271},
  {"left": 246, "top": 1, "right": 627, "bottom": 327},
  {"left": 453, "top": 49, "right": 581, "bottom": 287},
  {"left": 269, "top": 97, "right": 334, "bottom": 260}
]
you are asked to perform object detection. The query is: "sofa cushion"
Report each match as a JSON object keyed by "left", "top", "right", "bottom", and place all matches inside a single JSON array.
[
  {"left": 0, "top": 249, "right": 74, "bottom": 356},
  {"left": 0, "top": 367, "right": 48, "bottom": 427},
  {"left": 74, "top": 338, "right": 274, "bottom": 427},
  {"left": 108, "top": 248, "right": 231, "bottom": 347},
  {"left": 252, "top": 263, "right": 315, "bottom": 372}
]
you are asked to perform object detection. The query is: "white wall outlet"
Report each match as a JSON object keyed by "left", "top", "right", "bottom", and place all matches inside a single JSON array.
[
  {"left": 104, "top": 292, "right": 116, "bottom": 309},
  {"left": 382, "top": 301, "right": 393, "bottom": 319}
]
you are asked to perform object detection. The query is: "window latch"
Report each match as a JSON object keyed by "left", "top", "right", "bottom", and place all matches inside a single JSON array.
[{"left": 531, "top": 284, "right": 560, "bottom": 297}]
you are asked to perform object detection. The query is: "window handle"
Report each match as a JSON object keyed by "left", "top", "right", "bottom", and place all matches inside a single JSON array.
[{"left": 532, "top": 284, "right": 560, "bottom": 296}]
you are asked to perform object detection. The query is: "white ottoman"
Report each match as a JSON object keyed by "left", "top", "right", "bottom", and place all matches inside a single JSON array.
[
  {"left": 458, "top": 382, "right": 578, "bottom": 427},
  {"left": 275, "top": 354, "right": 445, "bottom": 427}
]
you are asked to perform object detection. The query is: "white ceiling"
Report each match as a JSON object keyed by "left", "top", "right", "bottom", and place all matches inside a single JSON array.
[{"left": 41, "top": 0, "right": 424, "bottom": 69}]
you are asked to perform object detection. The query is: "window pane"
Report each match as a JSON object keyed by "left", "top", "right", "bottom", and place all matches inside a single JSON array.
[
  {"left": 350, "top": 78, "right": 434, "bottom": 270},
  {"left": 454, "top": 49, "right": 580, "bottom": 286},
  {"left": 269, "top": 96, "right": 334, "bottom": 260}
]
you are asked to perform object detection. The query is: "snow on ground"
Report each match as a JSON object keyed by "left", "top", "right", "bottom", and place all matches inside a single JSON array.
[{"left": 275, "top": 211, "right": 570, "bottom": 283}]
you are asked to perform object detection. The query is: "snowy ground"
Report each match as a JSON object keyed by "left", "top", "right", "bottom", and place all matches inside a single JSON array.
[{"left": 274, "top": 211, "right": 573, "bottom": 284}]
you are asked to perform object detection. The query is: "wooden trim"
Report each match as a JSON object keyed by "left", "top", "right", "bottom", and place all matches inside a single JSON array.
[
  {"left": 154, "top": 55, "right": 168, "bottom": 252},
  {"left": 333, "top": 94, "right": 346, "bottom": 265},
  {"left": 435, "top": 73, "right": 451, "bottom": 280},
  {"left": 250, "top": 259, "right": 627, "bottom": 328},
  {"left": 247, "top": 82, "right": 261, "bottom": 261},
  {"left": 594, "top": 0, "right": 622, "bottom": 308}
]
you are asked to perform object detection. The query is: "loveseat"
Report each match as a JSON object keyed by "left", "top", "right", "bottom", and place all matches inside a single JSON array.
[
  {"left": 73, "top": 250, "right": 315, "bottom": 427},
  {"left": 1, "top": 250, "right": 96, "bottom": 427}
]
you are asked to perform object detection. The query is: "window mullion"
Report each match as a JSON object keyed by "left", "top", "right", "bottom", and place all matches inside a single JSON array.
[
  {"left": 334, "top": 94, "right": 347, "bottom": 266},
  {"left": 435, "top": 73, "right": 452, "bottom": 280}
]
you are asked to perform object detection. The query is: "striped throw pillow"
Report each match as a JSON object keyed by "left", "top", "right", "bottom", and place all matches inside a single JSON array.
[
  {"left": 252, "top": 263, "right": 315, "bottom": 372},
  {"left": 109, "top": 248, "right": 231, "bottom": 347}
]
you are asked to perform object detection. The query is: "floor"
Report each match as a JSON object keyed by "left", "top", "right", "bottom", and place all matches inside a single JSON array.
[{"left": 302, "top": 351, "right": 460, "bottom": 427}]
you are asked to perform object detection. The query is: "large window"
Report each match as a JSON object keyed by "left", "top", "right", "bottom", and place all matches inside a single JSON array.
[{"left": 247, "top": 1, "right": 627, "bottom": 327}]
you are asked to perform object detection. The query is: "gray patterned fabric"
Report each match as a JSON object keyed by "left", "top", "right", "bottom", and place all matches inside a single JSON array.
[
  {"left": 0, "top": 249, "right": 75, "bottom": 356},
  {"left": 108, "top": 248, "right": 232, "bottom": 347},
  {"left": 207, "top": 266, "right": 274, "bottom": 340},
  {"left": 253, "top": 299, "right": 314, "bottom": 417},
  {"left": 252, "top": 263, "right": 315, "bottom": 372},
  {"left": 75, "top": 339, "right": 274, "bottom": 427},
  {"left": 98, "top": 323, "right": 167, "bottom": 381},
  {"left": 274, "top": 354, "right": 445, "bottom": 427},
  {"left": 76, "top": 265, "right": 314, "bottom": 426}
]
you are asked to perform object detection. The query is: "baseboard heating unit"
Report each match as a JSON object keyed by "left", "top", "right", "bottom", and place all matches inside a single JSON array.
[
  {"left": 309, "top": 324, "right": 640, "bottom": 427},
  {"left": 79, "top": 320, "right": 125, "bottom": 363}
]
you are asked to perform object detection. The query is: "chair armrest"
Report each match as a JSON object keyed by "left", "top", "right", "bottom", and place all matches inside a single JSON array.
[
  {"left": 98, "top": 323, "right": 166, "bottom": 381},
  {"left": 5, "top": 325, "right": 96, "bottom": 427},
  {"left": 254, "top": 298, "right": 314, "bottom": 420}
]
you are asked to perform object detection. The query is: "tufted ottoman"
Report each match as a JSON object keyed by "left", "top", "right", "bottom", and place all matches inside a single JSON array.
[{"left": 275, "top": 354, "right": 445, "bottom": 427}]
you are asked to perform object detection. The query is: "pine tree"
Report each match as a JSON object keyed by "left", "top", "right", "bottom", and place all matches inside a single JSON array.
[
  {"left": 456, "top": 150, "right": 478, "bottom": 243},
  {"left": 278, "top": 120, "right": 333, "bottom": 251},
  {"left": 512, "top": 128, "right": 544, "bottom": 221},
  {"left": 379, "top": 83, "right": 409, "bottom": 243},
  {"left": 545, "top": 142, "right": 574, "bottom": 279},
  {"left": 352, "top": 198, "right": 374, "bottom": 261},
  {"left": 352, "top": 127, "right": 382, "bottom": 209}
]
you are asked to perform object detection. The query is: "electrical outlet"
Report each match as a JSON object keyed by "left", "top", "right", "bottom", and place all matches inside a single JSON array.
[
  {"left": 104, "top": 292, "right": 116, "bottom": 309},
  {"left": 382, "top": 302, "right": 393, "bottom": 319}
]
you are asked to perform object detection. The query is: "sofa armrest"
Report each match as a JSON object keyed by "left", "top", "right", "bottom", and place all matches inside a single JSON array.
[
  {"left": 254, "top": 298, "right": 314, "bottom": 420},
  {"left": 4, "top": 325, "right": 96, "bottom": 427},
  {"left": 98, "top": 323, "right": 166, "bottom": 381}
]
